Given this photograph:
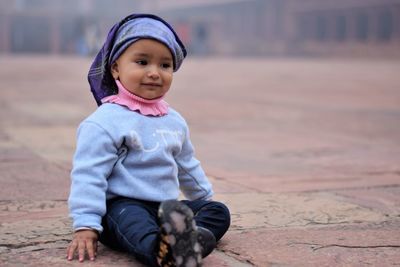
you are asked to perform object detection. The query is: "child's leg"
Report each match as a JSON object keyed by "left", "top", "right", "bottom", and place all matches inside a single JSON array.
[
  {"left": 182, "top": 200, "right": 230, "bottom": 241},
  {"left": 99, "top": 197, "right": 160, "bottom": 267}
]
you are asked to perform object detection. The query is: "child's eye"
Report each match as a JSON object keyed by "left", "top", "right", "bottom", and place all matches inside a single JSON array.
[
  {"left": 136, "top": 60, "right": 148, "bottom": 66},
  {"left": 161, "top": 63, "right": 172, "bottom": 69}
]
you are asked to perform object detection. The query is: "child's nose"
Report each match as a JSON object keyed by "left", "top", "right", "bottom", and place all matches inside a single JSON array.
[{"left": 147, "top": 66, "right": 160, "bottom": 79}]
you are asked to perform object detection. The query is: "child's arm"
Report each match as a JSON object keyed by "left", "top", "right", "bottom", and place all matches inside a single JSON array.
[
  {"left": 68, "top": 121, "right": 119, "bottom": 260},
  {"left": 176, "top": 126, "right": 214, "bottom": 200},
  {"left": 67, "top": 229, "right": 98, "bottom": 262},
  {"left": 69, "top": 121, "right": 118, "bottom": 230}
]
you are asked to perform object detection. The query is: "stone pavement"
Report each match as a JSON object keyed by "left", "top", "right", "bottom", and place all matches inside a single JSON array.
[{"left": 0, "top": 55, "right": 399, "bottom": 266}]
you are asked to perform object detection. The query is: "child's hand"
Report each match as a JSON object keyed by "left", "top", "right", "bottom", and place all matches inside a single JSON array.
[{"left": 67, "top": 229, "right": 99, "bottom": 262}]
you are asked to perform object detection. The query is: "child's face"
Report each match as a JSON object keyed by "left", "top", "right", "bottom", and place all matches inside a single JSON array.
[{"left": 111, "top": 39, "right": 174, "bottom": 100}]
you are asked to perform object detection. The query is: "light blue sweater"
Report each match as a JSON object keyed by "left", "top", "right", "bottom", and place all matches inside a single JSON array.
[{"left": 68, "top": 103, "right": 214, "bottom": 232}]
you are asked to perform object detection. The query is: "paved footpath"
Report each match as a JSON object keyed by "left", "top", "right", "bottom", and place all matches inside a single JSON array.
[{"left": 0, "top": 56, "right": 399, "bottom": 266}]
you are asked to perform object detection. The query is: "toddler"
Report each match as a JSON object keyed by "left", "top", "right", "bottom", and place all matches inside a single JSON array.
[{"left": 66, "top": 13, "right": 230, "bottom": 267}]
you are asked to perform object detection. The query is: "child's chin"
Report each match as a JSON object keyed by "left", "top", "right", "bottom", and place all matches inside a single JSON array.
[{"left": 144, "top": 94, "right": 164, "bottom": 100}]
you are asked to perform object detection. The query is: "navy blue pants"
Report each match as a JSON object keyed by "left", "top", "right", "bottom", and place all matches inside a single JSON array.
[{"left": 99, "top": 197, "right": 230, "bottom": 266}]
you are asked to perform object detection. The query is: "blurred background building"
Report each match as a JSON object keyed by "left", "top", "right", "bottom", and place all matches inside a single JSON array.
[{"left": 0, "top": 0, "right": 399, "bottom": 57}]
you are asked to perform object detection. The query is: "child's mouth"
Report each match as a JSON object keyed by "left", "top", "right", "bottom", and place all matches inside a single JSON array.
[{"left": 142, "top": 83, "right": 162, "bottom": 87}]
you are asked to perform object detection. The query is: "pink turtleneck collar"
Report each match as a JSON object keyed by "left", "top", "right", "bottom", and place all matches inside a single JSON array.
[{"left": 101, "top": 80, "right": 169, "bottom": 116}]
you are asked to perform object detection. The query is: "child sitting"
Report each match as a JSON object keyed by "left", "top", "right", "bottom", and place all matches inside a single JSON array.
[{"left": 66, "top": 13, "right": 230, "bottom": 267}]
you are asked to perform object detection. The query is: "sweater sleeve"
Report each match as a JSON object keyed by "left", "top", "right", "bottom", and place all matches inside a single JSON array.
[
  {"left": 68, "top": 121, "right": 119, "bottom": 233},
  {"left": 176, "top": 126, "right": 214, "bottom": 201}
]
